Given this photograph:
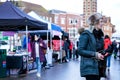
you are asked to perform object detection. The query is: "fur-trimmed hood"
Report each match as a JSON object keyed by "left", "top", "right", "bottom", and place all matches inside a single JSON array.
[
  {"left": 78, "top": 26, "right": 95, "bottom": 35},
  {"left": 78, "top": 27, "right": 85, "bottom": 35}
]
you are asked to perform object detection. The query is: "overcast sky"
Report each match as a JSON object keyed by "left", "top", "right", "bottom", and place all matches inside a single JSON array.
[{"left": 2, "top": 0, "right": 120, "bottom": 34}]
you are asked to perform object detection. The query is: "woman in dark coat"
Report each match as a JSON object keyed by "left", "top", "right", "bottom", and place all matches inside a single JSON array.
[
  {"left": 93, "top": 26, "right": 106, "bottom": 78},
  {"left": 78, "top": 13, "right": 104, "bottom": 80},
  {"left": 31, "top": 34, "right": 47, "bottom": 77}
]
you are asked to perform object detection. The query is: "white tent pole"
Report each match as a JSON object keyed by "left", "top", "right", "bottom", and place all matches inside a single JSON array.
[
  {"left": 26, "top": 25, "right": 28, "bottom": 54},
  {"left": 50, "top": 30, "right": 53, "bottom": 66},
  {"left": 16, "top": 32, "right": 18, "bottom": 50},
  {"left": 45, "top": 30, "right": 50, "bottom": 69},
  {"left": 9, "top": 36, "right": 12, "bottom": 51},
  {"left": 47, "top": 30, "right": 48, "bottom": 49},
  {"left": 50, "top": 30, "right": 52, "bottom": 50},
  {"left": 60, "top": 36, "right": 62, "bottom": 63},
  {"left": 46, "top": 30, "right": 48, "bottom": 67}
]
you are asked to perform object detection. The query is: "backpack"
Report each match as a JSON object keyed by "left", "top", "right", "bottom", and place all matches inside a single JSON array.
[{"left": 105, "top": 43, "right": 114, "bottom": 53}]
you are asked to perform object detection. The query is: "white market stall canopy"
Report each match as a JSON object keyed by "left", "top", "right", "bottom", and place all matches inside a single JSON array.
[{"left": 28, "top": 11, "right": 63, "bottom": 37}]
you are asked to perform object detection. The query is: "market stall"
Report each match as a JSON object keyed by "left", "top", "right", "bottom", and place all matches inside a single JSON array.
[
  {"left": 28, "top": 11, "right": 64, "bottom": 64},
  {"left": 0, "top": 1, "right": 48, "bottom": 77}
]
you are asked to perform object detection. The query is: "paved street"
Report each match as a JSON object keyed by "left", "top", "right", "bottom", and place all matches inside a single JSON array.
[{"left": 0, "top": 56, "right": 120, "bottom": 80}]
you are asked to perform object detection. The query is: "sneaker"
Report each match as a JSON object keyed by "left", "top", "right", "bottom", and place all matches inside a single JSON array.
[
  {"left": 108, "top": 68, "right": 110, "bottom": 71},
  {"left": 66, "top": 59, "right": 69, "bottom": 62},
  {"left": 36, "top": 73, "right": 41, "bottom": 77}
]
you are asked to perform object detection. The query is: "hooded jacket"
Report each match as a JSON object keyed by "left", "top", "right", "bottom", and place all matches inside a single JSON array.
[
  {"left": 31, "top": 38, "right": 47, "bottom": 62},
  {"left": 78, "top": 27, "right": 99, "bottom": 77}
]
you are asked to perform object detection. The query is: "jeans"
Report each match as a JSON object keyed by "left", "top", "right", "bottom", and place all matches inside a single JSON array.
[
  {"left": 65, "top": 49, "right": 70, "bottom": 60},
  {"left": 73, "top": 49, "right": 79, "bottom": 59},
  {"left": 36, "top": 57, "right": 41, "bottom": 74},
  {"left": 107, "top": 55, "right": 111, "bottom": 67}
]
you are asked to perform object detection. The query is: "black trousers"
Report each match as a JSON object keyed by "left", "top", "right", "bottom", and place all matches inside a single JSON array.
[{"left": 85, "top": 75, "right": 100, "bottom": 80}]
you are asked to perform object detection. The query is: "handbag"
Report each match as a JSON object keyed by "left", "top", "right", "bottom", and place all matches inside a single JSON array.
[{"left": 43, "top": 49, "right": 47, "bottom": 54}]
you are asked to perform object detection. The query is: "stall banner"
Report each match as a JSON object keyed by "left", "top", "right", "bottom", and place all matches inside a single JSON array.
[
  {"left": 2, "top": 36, "right": 8, "bottom": 40},
  {"left": 2, "top": 31, "right": 15, "bottom": 36},
  {"left": 0, "top": 32, "right": 9, "bottom": 40}
]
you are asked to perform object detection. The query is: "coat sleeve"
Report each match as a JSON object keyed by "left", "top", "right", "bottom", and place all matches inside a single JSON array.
[
  {"left": 77, "top": 34, "right": 96, "bottom": 58},
  {"left": 39, "top": 40, "right": 47, "bottom": 49}
]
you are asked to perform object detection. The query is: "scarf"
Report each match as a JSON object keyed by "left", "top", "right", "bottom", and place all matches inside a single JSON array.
[{"left": 93, "top": 29, "right": 104, "bottom": 39}]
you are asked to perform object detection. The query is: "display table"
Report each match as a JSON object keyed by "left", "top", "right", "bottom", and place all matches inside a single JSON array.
[
  {"left": 27, "top": 58, "right": 36, "bottom": 71},
  {"left": 6, "top": 53, "right": 28, "bottom": 75},
  {"left": 7, "top": 56, "right": 23, "bottom": 69}
]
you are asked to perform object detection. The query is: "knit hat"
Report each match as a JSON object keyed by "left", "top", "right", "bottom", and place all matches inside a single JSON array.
[{"left": 87, "top": 13, "right": 102, "bottom": 25}]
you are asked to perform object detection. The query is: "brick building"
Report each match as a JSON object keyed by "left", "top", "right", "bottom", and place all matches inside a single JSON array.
[
  {"left": 83, "top": 0, "right": 115, "bottom": 37},
  {"left": 49, "top": 9, "right": 81, "bottom": 41},
  {"left": 102, "top": 16, "right": 116, "bottom": 38},
  {"left": 83, "top": 0, "right": 97, "bottom": 27}
]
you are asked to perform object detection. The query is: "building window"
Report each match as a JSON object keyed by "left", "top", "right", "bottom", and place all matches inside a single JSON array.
[
  {"left": 104, "top": 26, "right": 106, "bottom": 30},
  {"left": 68, "top": 27, "right": 77, "bottom": 39},
  {"left": 75, "top": 19, "right": 78, "bottom": 24},
  {"left": 68, "top": 28, "right": 76, "bottom": 38},
  {"left": 61, "top": 18, "right": 65, "bottom": 24},
  {"left": 69, "top": 18, "right": 72, "bottom": 25},
  {"left": 42, "top": 16, "right": 45, "bottom": 20},
  {"left": 54, "top": 16, "right": 58, "bottom": 24},
  {"left": 107, "top": 26, "right": 109, "bottom": 31},
  {"left": 49, "top": 17, "right": 52, "bottom": 22},
  {"left": 46, "top": 17, "right": 48, "bottom": 21},
  {"left": 70, "top": 19, "right": 77, "bottom": 25}
]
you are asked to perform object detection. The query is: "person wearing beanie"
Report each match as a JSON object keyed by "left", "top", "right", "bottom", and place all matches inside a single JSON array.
[{"left": 78, "top": 13, "right": 104, "bottom": 80}]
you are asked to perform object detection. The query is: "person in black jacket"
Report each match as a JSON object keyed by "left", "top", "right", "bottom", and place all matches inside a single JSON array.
[
  {"left": 63, "top": 38, "right": 70, "bottom": 62},
  {"left": 112, "top": 40, "right": 118, "bottom": 59},
  {"left": 117, "top": 42, "right": 120, "bottom": 59}
]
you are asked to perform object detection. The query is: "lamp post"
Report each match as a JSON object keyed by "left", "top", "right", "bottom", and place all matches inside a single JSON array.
[
  {"left": 70, "top": 19, "right": 77, "bottom": 60},
  {"left": 71, "top": 19, "right": 77, "bottom": 44}
]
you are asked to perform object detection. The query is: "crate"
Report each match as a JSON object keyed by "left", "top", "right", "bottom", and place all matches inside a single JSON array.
[{"left": 0, "top": 49, "right": 7, "bottom": 78}]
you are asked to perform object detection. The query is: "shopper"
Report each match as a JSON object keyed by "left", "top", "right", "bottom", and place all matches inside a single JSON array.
[
  {"left": 69, "top": 41, "right": 73, "bottom": 60},
  {"left": 104, "top": 35, "right": 113, "bottom": 71},
  {"left": 46, "top": 40, "right": 53, "bottom": 67},
  {"left": 112, "top": 40, "right": 118, "bottom": 59},
  {"left": 78, "top": 13, "right": 104, "bottom": 80},
  {"left": 117, "top": 42, "right": 120, "bottom": 59},
  {"left": 63, "top": 38, "right": 70, "bottom": 62},
  {"left": 31, "top": 34, "right": 47, "bottom": 77}
]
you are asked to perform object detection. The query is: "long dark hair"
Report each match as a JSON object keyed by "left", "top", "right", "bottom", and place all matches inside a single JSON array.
[{"left": 104, "top": 35, "right": 110, "bottom": 39}]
